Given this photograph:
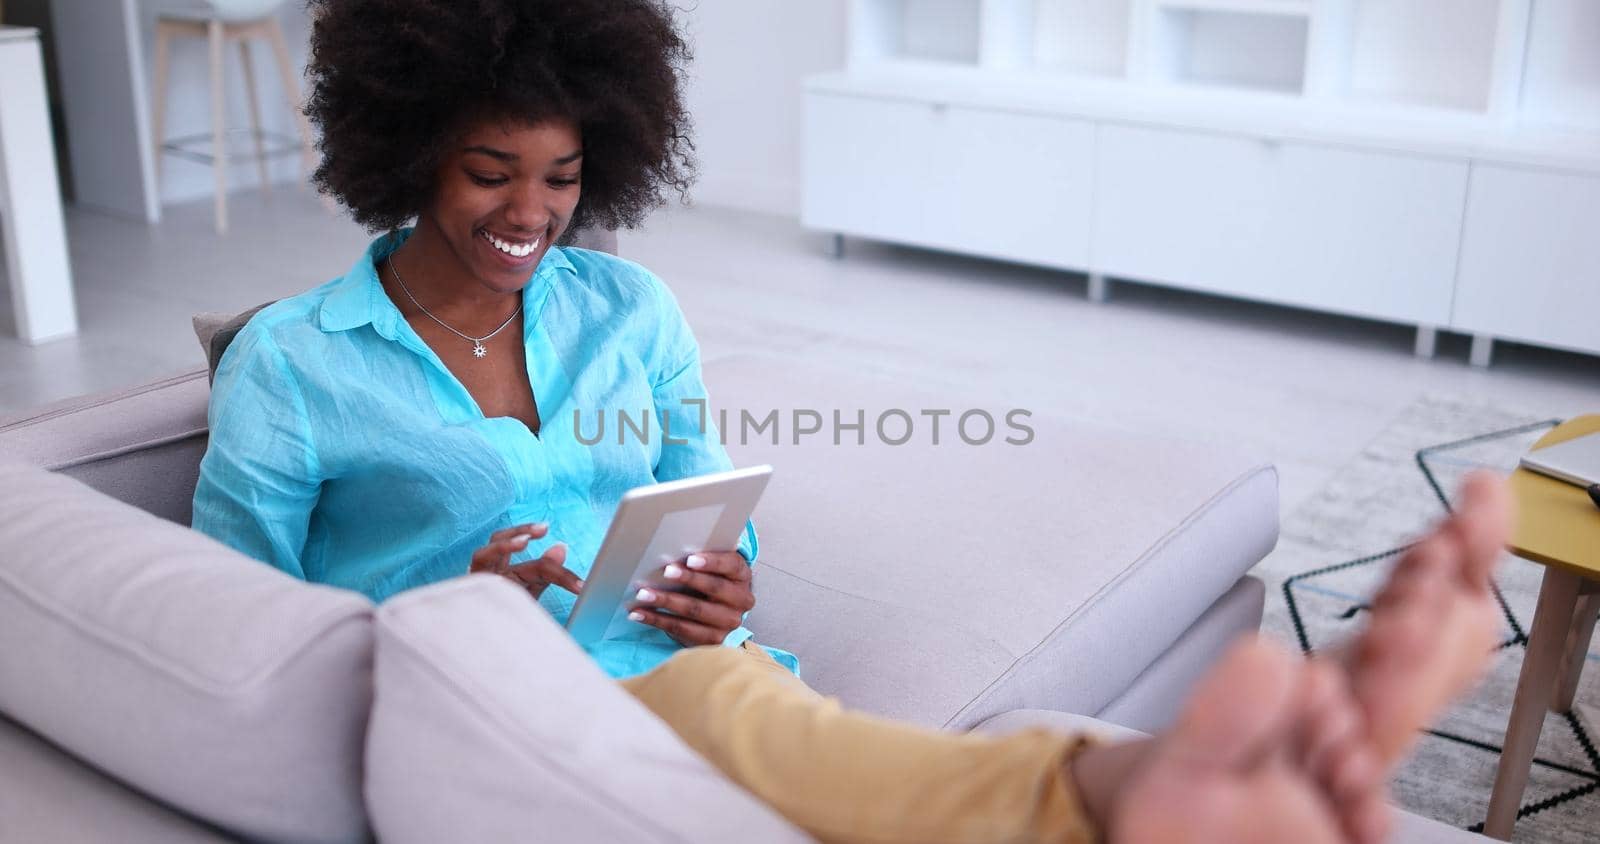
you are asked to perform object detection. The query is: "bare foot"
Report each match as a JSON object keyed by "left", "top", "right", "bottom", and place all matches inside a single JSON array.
[
  {"left": 1347, "top": 471, "right": 1510, "bottom": 765},
  {"left": 1113, "top": 640, "right": 1353, "bottom": 843},
  {"left": 1105, "top": 472, "right": 1512, "bottom": 843},
  {"left": 1293, "top": 471, "right": 1512, "bottom": 837}
]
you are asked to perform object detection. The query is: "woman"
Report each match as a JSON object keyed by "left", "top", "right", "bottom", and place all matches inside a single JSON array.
[{"left": 192, "top": 2, "right": 1508, "bottom": 841}]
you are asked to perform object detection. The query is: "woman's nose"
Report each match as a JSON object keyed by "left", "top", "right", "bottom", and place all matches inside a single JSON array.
[{"left": 503, "top": 186, "right": 554, "bottom": 232}]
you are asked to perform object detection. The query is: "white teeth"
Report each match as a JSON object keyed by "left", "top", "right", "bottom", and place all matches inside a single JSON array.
[{"left": 482, "top": 231, "right": 541, "bottom": 259}]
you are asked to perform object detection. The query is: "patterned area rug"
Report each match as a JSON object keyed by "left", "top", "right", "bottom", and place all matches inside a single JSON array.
[{"left": 1251, "top": 396, "right": 1598, "bottom": 842}]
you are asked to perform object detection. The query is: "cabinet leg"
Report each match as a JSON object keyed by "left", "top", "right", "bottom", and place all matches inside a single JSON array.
[
  {"left": 1470, "top": 334, "right": 1495, "bottom": 368},
  {"left": 1485, "top": 566, "right": 1583, "bottom": 839},
  {"left": 1413, "top": 326, "right": 1437, "bottom": 359},
  {"left": 1087, "top": 274, "right": 1111, "bottom": 303},
  {"left": 823, "top": 233, "right": 844, "bottom": 259},
  {"left": 1554, "top": 592, "right": 1600, "bottom": 714}
]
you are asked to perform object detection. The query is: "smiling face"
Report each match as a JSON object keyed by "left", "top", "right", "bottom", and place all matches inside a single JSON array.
[{"left": 418, "top": 117, "right": 584, "bottom": 294}]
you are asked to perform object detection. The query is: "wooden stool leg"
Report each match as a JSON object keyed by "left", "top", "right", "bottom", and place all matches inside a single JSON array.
[
  {"left": 238, "top": 39, "right": 271, "bottom": 195},
  {"left": 1554, "top": 590, "right": 1600, "bottom": 713},
  {"left": 1485, "top": 566, "right": 1583, "bottom": 839},
  {"left": 208, "top": 18, "right": 228, "bottom": 234},
  {"left": 151, "top": 23, "right": 173, "bottom": 189},
  {"left": 264, "top": 18, "right": 316, "bottom": 184}
]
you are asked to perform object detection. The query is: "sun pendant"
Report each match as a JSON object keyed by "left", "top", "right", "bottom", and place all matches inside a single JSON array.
[{"left": 472, "top": 342, "right": 487, "bottom": 358}]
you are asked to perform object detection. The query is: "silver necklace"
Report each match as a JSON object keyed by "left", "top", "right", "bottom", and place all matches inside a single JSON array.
[{"left": 388, "top": 258, "right": 522, "bottom": 359}]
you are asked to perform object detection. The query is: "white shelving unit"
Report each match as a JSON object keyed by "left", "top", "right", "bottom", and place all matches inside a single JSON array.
[
  {"left": 849, "top": 0, "right": 983, "bottom": 67},
  {"left": 804, "top": 0, "right": 1600, "bottom": 364},
  {"left": 1131, "top": 0, "right": 1311, "bottom": 93},
  {"left": 1033, "top": 0, "right": 1130, "bottom": 77},
  {"left": 1312, "top": 0, "right": 1503, "bottom": 111}
]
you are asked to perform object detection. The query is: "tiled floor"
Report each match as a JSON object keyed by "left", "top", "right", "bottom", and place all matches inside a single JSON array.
[{"left": 3, "top": 188, "right": 1597, "bottom": 513}]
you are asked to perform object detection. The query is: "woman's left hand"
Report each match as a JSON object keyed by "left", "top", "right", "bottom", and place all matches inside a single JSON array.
[{"left": 627, "top": 551, "right": 755, "bottom": 647}]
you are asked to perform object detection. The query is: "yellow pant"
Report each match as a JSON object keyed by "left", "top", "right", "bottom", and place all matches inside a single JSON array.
[{"left": 618, "top": 641, "right": 1099, "bottom": 844}]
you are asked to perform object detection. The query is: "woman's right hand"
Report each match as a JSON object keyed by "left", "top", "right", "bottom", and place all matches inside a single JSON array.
[{"left": 469, "top": 523, "right": 585, "bottom": 601}]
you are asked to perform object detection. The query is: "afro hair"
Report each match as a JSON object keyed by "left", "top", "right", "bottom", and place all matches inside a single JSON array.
[{"left": 304, "top": 0, "right": 696, "bottom": 238}]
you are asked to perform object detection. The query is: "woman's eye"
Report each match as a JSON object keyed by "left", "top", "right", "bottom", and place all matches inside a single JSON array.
[
  {"left": 468, "top": 173, "right": 507, "bottom": 187},
  {"left": 549, "top": 177, "right": 579, "bottom": 189}
]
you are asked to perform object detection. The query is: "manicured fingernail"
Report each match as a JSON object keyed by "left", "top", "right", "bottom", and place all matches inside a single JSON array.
[
  {"left": 687, "top": 555, "right": 707, "bottom": 570},
  {"left": 664, "top": 565, "right": 684, "bottom": 580},
  {"left": 511, "top": 535, "right": 530, "bottom": 547},
  {"left": 628, "top": 611, "right": 645, "bottom": 622},
  {"left": 635, "top": 588, "right": 656, "bottom": 602}
]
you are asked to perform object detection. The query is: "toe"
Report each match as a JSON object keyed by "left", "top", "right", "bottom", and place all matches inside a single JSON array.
[
  {"left": 1298, "top": 661, "right": 1356, "bottom": 767},
  {"left": 1454, "top": 472, "right": 1513, "bottom": 589},
  {"left": 1328, "top": 744, "right": 1382, "bottom": 804}
]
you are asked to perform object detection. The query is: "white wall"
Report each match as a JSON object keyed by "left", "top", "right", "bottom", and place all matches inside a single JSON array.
[{"left": 677, "top": 1, "right": 848, "bottom": 218}]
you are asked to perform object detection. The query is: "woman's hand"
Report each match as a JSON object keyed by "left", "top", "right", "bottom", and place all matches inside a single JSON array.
[
  {"left": 628, "top": 551, "right": 755, "bottom": 647},
  {"left": 469, "top": 523, "right": 584, "bottom": 601}
]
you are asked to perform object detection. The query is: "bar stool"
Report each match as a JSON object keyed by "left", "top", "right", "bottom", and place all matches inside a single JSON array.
[{"left": 151, "top": 0, "right": 316, "bottom": 234}]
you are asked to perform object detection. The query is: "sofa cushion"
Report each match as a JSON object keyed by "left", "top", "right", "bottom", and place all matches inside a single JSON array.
[
  {"left": 704, "top": 353, "right": 1279, "bottom": 731},
  {"left": 365, "top": 574, "right": 808, "bottom": 844},
  {"left": 0, "top": 713, "right": 237, "bottom": 844},
  {"left": 0, "top": 460, "right": 375, "bottom": 844}
]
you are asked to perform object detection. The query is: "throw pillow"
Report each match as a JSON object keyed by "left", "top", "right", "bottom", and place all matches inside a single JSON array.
[
  {"left": 364, "top": 574, "right": 807, "bottom": 843},
  {"left": 0, "top": 460, "right": 376, "bottom": 844},
  {"left": 192, "top": 303, "right": 272, "bottom": 385}
]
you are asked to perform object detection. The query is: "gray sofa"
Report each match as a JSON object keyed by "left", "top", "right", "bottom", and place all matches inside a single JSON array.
[
  {"left": 0, "top": 239, "right": 1479, "bottom": 841},
  {"left": 0, "top": 355, "right": 1276, "bottom": 842}
]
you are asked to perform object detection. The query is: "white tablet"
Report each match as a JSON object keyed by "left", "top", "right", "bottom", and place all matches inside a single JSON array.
[
  {"left": 1520, "top": 432, "right": 1600, "bottom": 488},
  {"left": 565, "top": 465, "right": 773, "bottom": 648}
]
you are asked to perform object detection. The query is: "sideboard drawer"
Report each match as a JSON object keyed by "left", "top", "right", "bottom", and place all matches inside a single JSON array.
[
  {"left": 804, "top": 93, "right": 945, "bottom": 247},
  {"left": 1094, "top": 123, "right": 1465, "bottom": 325},
  {"left": 1262, "top": 142, "right": 1465, "bottom": 326},
  {"left": 803, "top": 92, "right": 1094, "bottom": 269},
  {"left": 1454, "top": 164, "right": 1600, "bottom": 356},
  {"left": 1094, "top": 125, "right": 1276, "bottom": 301}
]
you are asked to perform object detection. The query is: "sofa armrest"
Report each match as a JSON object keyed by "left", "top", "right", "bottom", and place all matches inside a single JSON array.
[{"left": 0, "top": 368, "right": 211, "bottom": 524}]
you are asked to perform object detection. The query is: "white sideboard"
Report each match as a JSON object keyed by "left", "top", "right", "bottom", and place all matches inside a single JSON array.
[
  {"left": 1454, "top": 165, "right": 1600, "bottom": 360},
  {"left": 802, "top": 0, "right": 1600, "bottom": 365}
]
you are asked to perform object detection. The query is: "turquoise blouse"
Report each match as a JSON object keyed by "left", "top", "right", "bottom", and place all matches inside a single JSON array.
[{"left": 191, "top": 230, "right": 796, "bottom": 679}]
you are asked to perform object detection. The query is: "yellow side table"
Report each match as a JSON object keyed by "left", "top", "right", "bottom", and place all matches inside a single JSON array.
[{"left": 1484, "top": 414, "right": 1600, "bottom": 840}]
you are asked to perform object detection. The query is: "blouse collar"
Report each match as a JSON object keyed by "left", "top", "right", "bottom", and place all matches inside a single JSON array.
[{"left": 317, "top": 228, "right": 575, "bottom": 337}]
